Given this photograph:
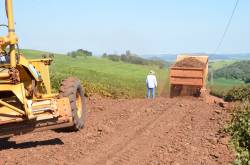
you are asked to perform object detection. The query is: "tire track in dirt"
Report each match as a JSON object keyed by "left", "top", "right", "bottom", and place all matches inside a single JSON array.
[
  {"left": 77, "top": 99, "right": 177, "bottom": 164},
  {"left": 80, "top": 98, "right": 183, "bottom": 165},
  {"left": 102, "top": 99, "right": 196, "bottom": 165},
  {"left": 0, "top": 97, "right": 234, "bottom": 165},
  {"left": 143, "top": 100, "right": 233, "bottom": 165},
  {"left": 104, "top": 108, "right": 186, "bottom": 165}
]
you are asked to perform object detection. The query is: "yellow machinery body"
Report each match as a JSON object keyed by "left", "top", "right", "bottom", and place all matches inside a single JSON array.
[{"left": 0, "top": 0, "right": 85, "bottom": 138}]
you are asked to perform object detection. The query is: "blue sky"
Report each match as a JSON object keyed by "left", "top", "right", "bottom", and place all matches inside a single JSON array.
[{"left": 1, "top": 0, "right": 249, "bottom": 55}]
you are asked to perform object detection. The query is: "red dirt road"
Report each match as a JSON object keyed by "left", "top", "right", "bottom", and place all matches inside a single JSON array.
[{"left": 0, "top": 97, "right": 234, "bottom": 165}]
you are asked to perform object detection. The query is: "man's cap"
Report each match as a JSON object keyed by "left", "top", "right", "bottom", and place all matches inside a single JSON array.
[{"left": 149, "top": 70, "right": 155, "bottom": 75}]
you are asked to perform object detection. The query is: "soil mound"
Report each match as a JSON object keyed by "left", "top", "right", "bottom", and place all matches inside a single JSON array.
[{"left": 174, "top": 57, "right": 206, "bottom": 68}]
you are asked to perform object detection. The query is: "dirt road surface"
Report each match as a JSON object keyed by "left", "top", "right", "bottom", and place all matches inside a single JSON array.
[{"left": 0, "top": 97, "right": 234, "bottom": 165}]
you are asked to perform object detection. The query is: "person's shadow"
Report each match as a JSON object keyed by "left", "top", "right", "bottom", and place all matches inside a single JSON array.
[{"left": 0, "top": 138, "right": 64, "bottom": 150}]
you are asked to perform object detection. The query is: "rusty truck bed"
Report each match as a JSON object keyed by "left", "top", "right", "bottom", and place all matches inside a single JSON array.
[
  {"left": 170, "top": 67, "right": 205, "bottom": 86},
  {"left": 169, "top": 55, "right": 208, "bottom": 97}
]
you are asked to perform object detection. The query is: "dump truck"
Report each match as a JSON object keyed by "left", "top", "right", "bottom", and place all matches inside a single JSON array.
[
  {"left": 169, "top": 55, "right": 208, "bottom": 97},
  {"left": 0, "top": 0, "right": 86, "bottom": 139}
]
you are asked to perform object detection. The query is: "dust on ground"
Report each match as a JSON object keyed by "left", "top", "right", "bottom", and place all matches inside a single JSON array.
[
  {"left": 174, "top": 57, "right": 206, "bottom": 68},
  {"left": 0, "top": 96, "right": 234, "bottom": 165}
]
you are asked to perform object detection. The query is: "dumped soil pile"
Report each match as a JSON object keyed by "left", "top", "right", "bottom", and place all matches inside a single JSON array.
[
  {"left": 174, "top": 57, "right": 206, "bottom": 68},
  {"left": 0, "top": 97, "right": 234, "bottom": 165}
]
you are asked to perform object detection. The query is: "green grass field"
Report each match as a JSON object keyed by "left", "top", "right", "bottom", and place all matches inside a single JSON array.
[
  {"left": 21, "top": 49, "right": 169, "bottom": 98},
  {"left": 207, "top": 60, "right": 246, "bottom": 97},
  {"left": 209, "top": 60, "right": 236, "bottom": 70},
  {"left": 21, "top": 49, "right": 246, "bottom": 98},
  {"left": 21, "top": 49, "right": 50, "bottom": 58},
  {"left": 208, "top": 77, "right": 245, "bottom": 98}
]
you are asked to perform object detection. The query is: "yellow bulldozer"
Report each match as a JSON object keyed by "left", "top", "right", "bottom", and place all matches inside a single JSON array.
[{"left": 0, "top": 0, "right": 86, "bottom": 139}]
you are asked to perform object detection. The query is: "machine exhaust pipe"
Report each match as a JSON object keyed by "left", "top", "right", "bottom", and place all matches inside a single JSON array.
[
  {"left": 5, "top": 0, "right": 8, "bottom": 18},
  {"left": 5, "top": 0, "right": 17, "bottom": 68}
]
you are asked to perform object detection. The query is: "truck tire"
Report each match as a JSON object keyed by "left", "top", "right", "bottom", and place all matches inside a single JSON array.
[
  {"left": 0, "top": 137, "right": 10, "bottom": 141},
  {"left": 59, "top": 77, "right": 86, "bottom": 131},
  {"left": 170, "top": 85, "right": 174, "bottom": 98}
]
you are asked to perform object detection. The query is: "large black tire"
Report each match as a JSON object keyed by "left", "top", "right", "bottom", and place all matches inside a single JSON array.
[{"left": 59, "top": 77, "right": 86, "bottom": 131}]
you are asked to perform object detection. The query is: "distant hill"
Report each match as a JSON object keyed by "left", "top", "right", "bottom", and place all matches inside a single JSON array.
[
  {"left": 21, "top": 49, "right": 250, "bottom": 62},
  {"left": 20, "top": 49, "right": 66, "bottom": 59},
  {"left": 143, "top": 53, "right": 250, "bottom": 62},
  {"left": 21, "top": 49, "right": 49, "bottom": 58},
  {"left": 214, "top": 60, "right": 250, "bottom": 83}
]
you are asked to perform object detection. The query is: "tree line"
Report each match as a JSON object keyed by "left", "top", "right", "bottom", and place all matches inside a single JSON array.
[
  {"left": 102, "top": 50, "right": 168, "bottom": 69},
  {"left": 67, "top": 49, "right": 93, "bottom": 58}
]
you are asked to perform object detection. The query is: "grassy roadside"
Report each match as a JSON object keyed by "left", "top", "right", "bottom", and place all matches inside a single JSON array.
[
  {"left": 208, "top": 60, "right": 246, "bottom": 98},
  {"left": 228, "top": 103, "right": 250, "bottom": 165},
  {"left": 52, "top": 55, "right": 169, "bottom": 98},
  {"left": 22, "top": 49, "right": 169, "bottom": 98},
  {"left": 209, "top": 60, "right": 250, "bottom": 164},
  {"left": 208, "top": 78, "right": 245, "bottom": 98},
  {"left": 223, "top": 86, "right": 250, "bottom": 164}
]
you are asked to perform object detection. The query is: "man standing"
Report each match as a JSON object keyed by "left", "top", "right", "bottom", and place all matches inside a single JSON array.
[{"left": 146, "top": 70, "right": 157, "bottom": 99}]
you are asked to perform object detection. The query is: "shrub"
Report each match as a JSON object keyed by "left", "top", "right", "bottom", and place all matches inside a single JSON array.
[
  {"left": 214, "top": 61, "right": 250, "bottom": 83},
  {"left": 102, "top": 51, "right": 169, "bottom": 68},
  {"left": 224, "top": 85, "right": 250, "bottom": 102},
  {"left": 106, "top": 54, "right": 120, "bottom": 62},
  {"left": 209, "top": 87, "right": 226, "bottom": 98},
  {"left": 67, "top": 49, "right": 92, "bottom": 58},
  {"left": 227, "top": 101, "right": 250, "bottom": 164}
]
